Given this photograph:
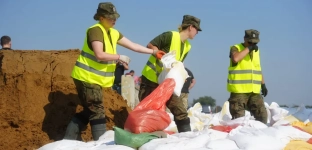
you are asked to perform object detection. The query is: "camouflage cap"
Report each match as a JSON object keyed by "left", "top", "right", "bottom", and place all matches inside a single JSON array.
[
  {"left": 93, "top": 2, "right": 120, "bottom": 20},
  {"left": 182, "top": 15, "right": 202, "bottom": 31},
  {"left": 244, "top": 29, "right": 260, "bottom": 43}
]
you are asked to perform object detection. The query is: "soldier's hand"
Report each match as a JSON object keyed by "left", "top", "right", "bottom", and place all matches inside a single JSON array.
[
  {"left": 153, "top": 49, "right": 166, "bottom": 59},
  {"left": 261, "top": 84, "right": 268, "bottom": 97},
  {"left": 118, "top": 55, "right": 130, "bottom": 64},
  {"left": 247, "top": 44, "right": 258, "bottom": 52}
]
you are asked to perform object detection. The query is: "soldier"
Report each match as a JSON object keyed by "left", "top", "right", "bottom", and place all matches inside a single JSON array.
[
  {"left": 64, "top": 2, "right": 165, "bottom": 141},
  {"left": 139, "top": 15, "right": 202, "bottom": 132},
  {"left": 227, "top": 29, "right": 268, "bottom": 124}
]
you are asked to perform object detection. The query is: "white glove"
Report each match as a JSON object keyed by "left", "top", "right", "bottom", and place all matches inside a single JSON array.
[{"left": 118, "top": 55, "right": 130, "bottom": 64}]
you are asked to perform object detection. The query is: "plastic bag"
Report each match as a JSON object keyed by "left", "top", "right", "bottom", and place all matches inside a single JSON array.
[
  {"left": 124, "top": 109, "right": 171, "bottom": 134},
  {"left": 210, "top": 125, "right": 236, "bottom": 133},
  {"left": 114, "top": 127, "right": 158, "bottom": 149},
  {"left": 124, "top": 78, "right": 175, "bottom": 133},
  {"left": 157, "top": 51, "right": 189, "bottom": 96}
]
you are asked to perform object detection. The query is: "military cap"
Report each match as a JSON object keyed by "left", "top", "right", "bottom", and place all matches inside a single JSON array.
[
  {"left": 244, "top": 29, "right": 260, "bottom": 43},
  {"left": 182, "top": 15, "right": 202, "bottom": 31},
  {"left": 93, "top": 2, "right": 120, "bottom": 20}
]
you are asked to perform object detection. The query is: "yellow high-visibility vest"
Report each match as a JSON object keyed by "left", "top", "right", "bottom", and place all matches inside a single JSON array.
[
  {"left": 141, "top": 31, "right": 191, "bottom": 83},
  {"left": 71, "top": 23, "right": 119, "bottom": 87},
  {"left": 227, "top": 43, "right": 262, "bottom": 93}
]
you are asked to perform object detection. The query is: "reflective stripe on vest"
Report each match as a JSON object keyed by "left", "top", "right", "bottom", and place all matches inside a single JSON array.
[
  {"left": 71, "top": 23, "right": 119, "bottom": 87},
  {"left": 227, "top": 43, "right": 262, "bottom": 93},
  {"left": 141, "top": 31, "right": 192, "bottom": 83}
]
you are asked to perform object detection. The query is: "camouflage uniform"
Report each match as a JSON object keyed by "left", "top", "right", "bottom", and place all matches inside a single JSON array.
[
  {"left": 228, "top": 29, "right": 268, "bottom": 124},
  {"left": 64, "top": 2, "right": 121, "bottom": 141},
  {"left": 139, "top": 15, "right": 202, "bottom": 132}
]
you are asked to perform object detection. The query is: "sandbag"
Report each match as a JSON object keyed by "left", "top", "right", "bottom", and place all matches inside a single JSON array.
[
  {"left": 124, "top": 109, "right": 171, "bottom": 134},
  {"left": 157, "top": 51, "right": 189, "bottom": 96},
  {"left": 114, "top": 127, "right": 158, "bottom": 149},
  {"left": 292, "top": 121, "right": 312, "bottom": 134},
  {"left": 284, "top": 140, "right": 312, "bottom": 150},
  {"left": 124, "top": 78, "right": 175, "bottom": 133},
  {"left": 210, "top": 125, "right": 236, "bottom": 133}
]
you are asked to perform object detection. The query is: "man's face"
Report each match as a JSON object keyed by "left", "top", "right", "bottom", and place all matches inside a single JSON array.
[{"left": 130, "top": 72, "right": 134, "bottom": 76}]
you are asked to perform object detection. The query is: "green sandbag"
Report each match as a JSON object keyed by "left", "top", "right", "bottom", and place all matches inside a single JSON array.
[{"left": 114, "top": 127, "right": 159, "bottom": 149}]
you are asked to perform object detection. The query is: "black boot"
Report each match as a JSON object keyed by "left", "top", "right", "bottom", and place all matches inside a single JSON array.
[
  {"left": 175, "top": 117, "right": 191, "bottom": 133},
  {"left": 90, "top": 119, "right": 106, "bottom": 141},
  {"left": 63, "top": 116, "right": 88, "bottom": 140}
]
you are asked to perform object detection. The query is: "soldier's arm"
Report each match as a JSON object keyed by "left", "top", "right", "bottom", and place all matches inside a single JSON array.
[
  {"left": 147, "top": 31, "right": 172, "bottom": 53},
  {"left": 89, "top": 27, "right": 120, "bottom": 61},
  {"left": 230, "top": 46, "right": 250, "bottom": 63},
  {"left": 122, "top": 62, "right": 129, "bottom": 70}
]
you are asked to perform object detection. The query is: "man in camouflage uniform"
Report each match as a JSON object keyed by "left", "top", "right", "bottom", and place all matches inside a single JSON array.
[
  {"left": 227, "top": 29, "right": 268, "bottom": 124},
  {"left": 139, "top": 15, "right": 202, "bottom": 132}
]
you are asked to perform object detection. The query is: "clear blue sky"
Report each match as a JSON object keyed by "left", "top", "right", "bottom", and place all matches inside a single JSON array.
[{"left": 1, "top": 0, "right": 311, "bottom": 106}]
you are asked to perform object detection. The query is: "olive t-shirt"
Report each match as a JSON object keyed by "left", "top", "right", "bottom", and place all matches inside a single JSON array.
[
  {"left": 87, "top": 27, "right": 123, "bottom": 51},
  {"left": 149, "top": 31, "right": 188, "bottom": 62}
]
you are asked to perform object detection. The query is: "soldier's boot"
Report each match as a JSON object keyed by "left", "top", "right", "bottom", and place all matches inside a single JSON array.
[
  {"left": 90, "top": 118, "right": 106, "bottom": 141},
  {"left": 63, "top": 116, "right": 87, "bottom": 140},
  {"left": 175, "top": 117, "right": 191, "bottom": 133}
]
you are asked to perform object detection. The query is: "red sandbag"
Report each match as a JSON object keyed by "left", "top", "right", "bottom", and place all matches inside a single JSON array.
[
  {"left": 124, "top": 78, "right": 175, "bottom": 134},
  {"left": 133, "top": 78, "right": 176, "bottom": 111},
  {"left": 308, "top": 138, "right": 312, "bottom": 144},
  {"left": 124, "top": 109, "right": 172, "bottom": 134},
  {"left": 211, "top": 125, "right": 237, "bottom": 133}
]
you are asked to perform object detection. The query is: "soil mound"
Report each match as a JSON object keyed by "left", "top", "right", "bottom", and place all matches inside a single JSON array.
[{"left": 0, "top": 50, "right": 132, "bottom": 150}]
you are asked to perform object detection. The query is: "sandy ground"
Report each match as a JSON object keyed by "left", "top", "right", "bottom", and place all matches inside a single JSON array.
[{"left": 0, "top": 50, "right": 131, "bottom": 150}]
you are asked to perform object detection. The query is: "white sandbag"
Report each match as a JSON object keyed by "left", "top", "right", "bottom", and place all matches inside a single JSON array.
[
  {"left": 264, "top": 102, "right": 271, "bottom": 125},
  {"left": 188, "top": 103, "right": 212, "bottom": 131},
  {"left": 38, "top": 130, "right": 134, "bottom": 150},
  {"left": 158, "top": 51, "right": 189, "bottom": 96},
  {"left": 38, "top": 140, "right": 86, "bottom": 150},
  {"left": 164, "top": 121, "right": 178, "bottom": 133},
  {"left": 272, "top": 105, "right": 312, "bottom": 126},
  {"left": 205, "top": 139, "right": 239, "bottom": 150},
  {"left": 228, "top": 126, "right": 286, "bottom": 150},
  {"left": 268, "top": 102, "right": 289, "bottom": 125},
  {"left": 202, "top": 129, "right": 229, "bottom": 140},
  {"left": 93, "top": 145, "right": 135, "bottom": 150},
  {"left": 291, "top": 104, "right": 312, "bottom": 122},
  {"left": 262, "top": 126, "right": 312, "bottom": 144},
  {"left": 218, "top": 101, "right": 232, "bottom": 122},
  {"left": 272, "top": 115, "right": 300, "bottom": 126},
  {"left": 140, "top": 134, "right": 210, "bottom": 150},
  {"left": 219, "top": 111, "right": 250, "bottom": 127}
]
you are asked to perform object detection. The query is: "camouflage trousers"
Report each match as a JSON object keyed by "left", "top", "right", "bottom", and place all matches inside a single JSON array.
[
  {"left": 180, "top": 93, "right": 189, "bottom": 110},
  {"left": 228, "top": 93, "right": 267, "bottom": 124},
  {"left": 73, "top": 79, "right": 105, "bottom": 123},
  {"left": 139, "top": 79, "right": 188, "bottom": 121},
  {"left": 165, "top": 93, "right": 189, "bottom": 112}
]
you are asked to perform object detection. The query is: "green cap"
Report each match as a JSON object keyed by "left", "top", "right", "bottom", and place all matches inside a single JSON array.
[
  {"left": 244, "top": 29, "right": 260, "bottom": 43},
  {"left": 93, "top": 2, "right": 120, "bottom": 20},
  {"left": 182, "top": 15, "right": 202, "bottom": 31}
]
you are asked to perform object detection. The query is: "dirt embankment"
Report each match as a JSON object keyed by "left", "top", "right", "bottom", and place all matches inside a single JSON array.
[{"left": 0, "top": 50, "right": 131, "bottom": 150}]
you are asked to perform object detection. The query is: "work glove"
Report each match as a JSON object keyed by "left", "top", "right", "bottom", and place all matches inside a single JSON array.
[
  {"left": 152, "top": 49, "right": 166, "bottom": 59},
  {"left": 118, "top": 55, "right": 130, "bottom": 64},
  {"left": 261, "top": 84, "right": 268, "bottom": 97},
  {"left": 247, "top": 44, "right": 259, "bottom": 52}
]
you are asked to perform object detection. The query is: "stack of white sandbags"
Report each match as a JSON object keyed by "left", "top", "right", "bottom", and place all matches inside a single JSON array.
[{"left": 38, "top": 101, "right": 312, "bottom": 150}]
